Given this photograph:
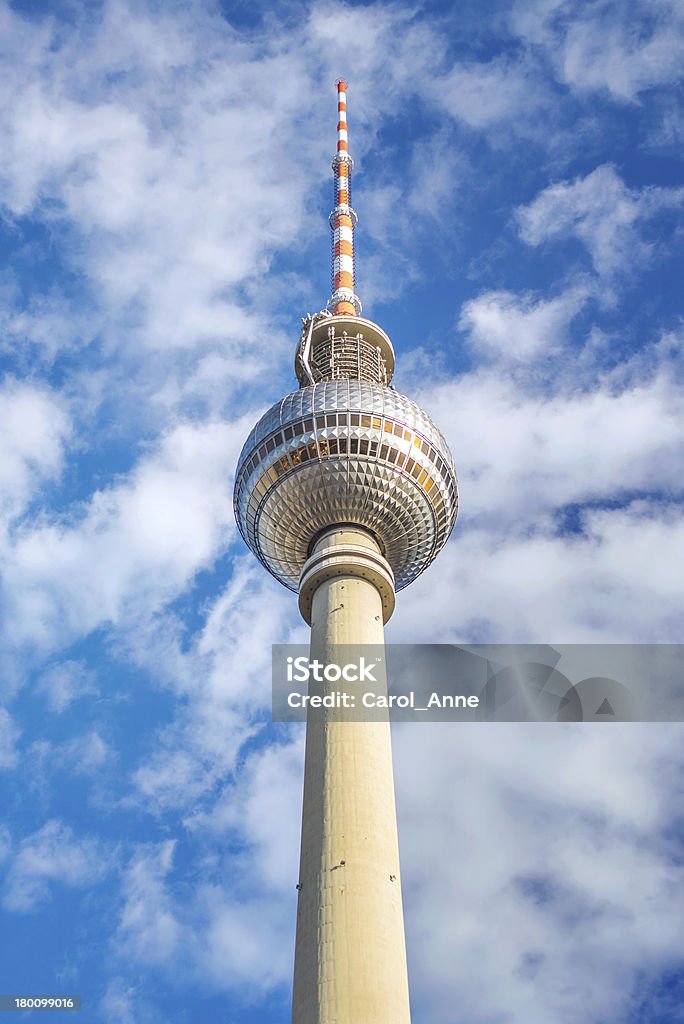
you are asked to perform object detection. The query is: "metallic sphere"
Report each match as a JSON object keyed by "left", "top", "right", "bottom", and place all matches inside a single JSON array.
[{"left": 234, "top": 380, "right": 458, "bottom": 593}]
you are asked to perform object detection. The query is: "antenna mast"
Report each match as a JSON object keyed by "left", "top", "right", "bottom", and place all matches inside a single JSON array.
[{"left": 329, "top": 80, "right": 362, "bottom": 316}]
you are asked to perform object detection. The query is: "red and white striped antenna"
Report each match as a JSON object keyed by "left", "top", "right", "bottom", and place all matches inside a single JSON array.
[{"left": 328, "top": 80, "right": 362, "bottom": 316}]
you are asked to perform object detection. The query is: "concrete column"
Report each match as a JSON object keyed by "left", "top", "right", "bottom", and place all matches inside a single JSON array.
[{"left": 292, "top": 526, "right": 412, "bottom": 1024}]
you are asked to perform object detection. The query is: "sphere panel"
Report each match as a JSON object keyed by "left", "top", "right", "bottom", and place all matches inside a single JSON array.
[
  {"left": 251, "top": 460, "right": 437, "bottom": 592},
  {"left": 240, "top": 382, "right": 448, "bottom": 455},
  {"left": 234, "top": 382, "right": 458, "bottom": 592}
]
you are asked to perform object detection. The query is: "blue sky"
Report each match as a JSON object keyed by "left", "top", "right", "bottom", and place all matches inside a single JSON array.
[{"left": 0, "top": 0, "right": 683, "bottom": 1021}]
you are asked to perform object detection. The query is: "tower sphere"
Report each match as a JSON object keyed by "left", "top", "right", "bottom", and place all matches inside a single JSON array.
[{"left": 233, "top": 312, "right": 458, "bottom": 602}]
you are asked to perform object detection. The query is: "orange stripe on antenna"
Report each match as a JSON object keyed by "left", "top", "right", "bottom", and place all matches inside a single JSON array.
[{"left": 328, "top": 80, "right": 361, "bottom": 316}]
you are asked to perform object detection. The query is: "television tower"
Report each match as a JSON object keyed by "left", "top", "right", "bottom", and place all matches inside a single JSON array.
[{"left": 234, "top": 81, "right": 458, "bottom": 1024}]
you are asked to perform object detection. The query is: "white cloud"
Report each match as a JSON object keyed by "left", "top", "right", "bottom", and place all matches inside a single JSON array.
[
  {"left": 196, "top": 557, "right": 303, "bottom": 708},
  {"left": 433, "top": 54, "right": 546, "bottom": 130},
  {"left": 511, "top": 0, "right": 684, "bottom": 101},
  {"left": 306, "top": 3, "right": 442, "bottom": 106},
  {"left": 1, "top": 417, "right": 245, "bottom": 657},
  {"left": 0, "top": 286, "right": 99, "bottom": 363},
  {"left": 394, "top": 721, "right": 684, "bottom": 1024},
  {"left": 180, "top": 740, "right": 301, "bottom": 992},
  {"left": 2, "top": 820, "right": 111, "bottom": 912},
  {"left": 559, "top": 1, "right": 684, "bottom": 101},
  {"left": 0, "top": 380, "right": 70, "bottom": 527},
  {"left": 97, "top": 977, "right": 168, "bottom": 1024},
  {"left": 359, "top": 131, "right": 470, "bottom": 305},
  {"left": 116, "top": 840, "right": 181, "bottom": 965},
  {"left": 98, "top": 980, "right": 139, "bottom": 1024},
  {"left": 114, "top": 790, "right": 301, "bottom": 994},
  {"left": 35, "top": 660, "right": 97, "bottom": 713},
  {"left": 0, "top": 825, "right": 11, "bottom": 865},
  {"left": 191, "top": 885, "right": 294, "bottom": 995},
  {"left": 62, "top": 731, "right": 114, "bottom": 773},
  {"left": 395, "top": 326, "right": 684, "bottom": 644},
  {"left": 648, "top": 94, "right": 684, "bottom": 149},
  {"left": 459, "top": 286, "right": 590, "bottom": 361},
  {"left": 508, "top": 0, "right": 568, "bottom": 46},
  {"left": 516, "top": 164, "right": 684, "bottom": 277},
  {"left": 414, "top": 329, "right": 684, "bottom": 530},
  {"left": 188, "top": 738, "right": 304, "bottom": 893},
  {"left": 128, "top": 557, "right": 300, "bottom": 814},
  {"left": 23, "top": 732, "right": 114, "bottom": 804},
  {"left": 391, "top": 501, "right": 684, "bottom": 645},
  {"left": 0, "top": 708, "right": 19, "bottom": 769}
]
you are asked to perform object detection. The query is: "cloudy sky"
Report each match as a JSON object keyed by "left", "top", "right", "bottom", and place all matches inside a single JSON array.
[{"left": 0, "top": 0, "right": 683, "bottom": 1020}]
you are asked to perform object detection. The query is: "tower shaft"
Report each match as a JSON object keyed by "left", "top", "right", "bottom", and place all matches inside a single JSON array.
[{"left": 292, "top": 527, "right": 412, "bottom": 1024}]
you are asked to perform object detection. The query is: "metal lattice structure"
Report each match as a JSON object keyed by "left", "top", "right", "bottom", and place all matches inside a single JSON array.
[{"left": 294, "top": 312, "right": 393, "bottom": 386}]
